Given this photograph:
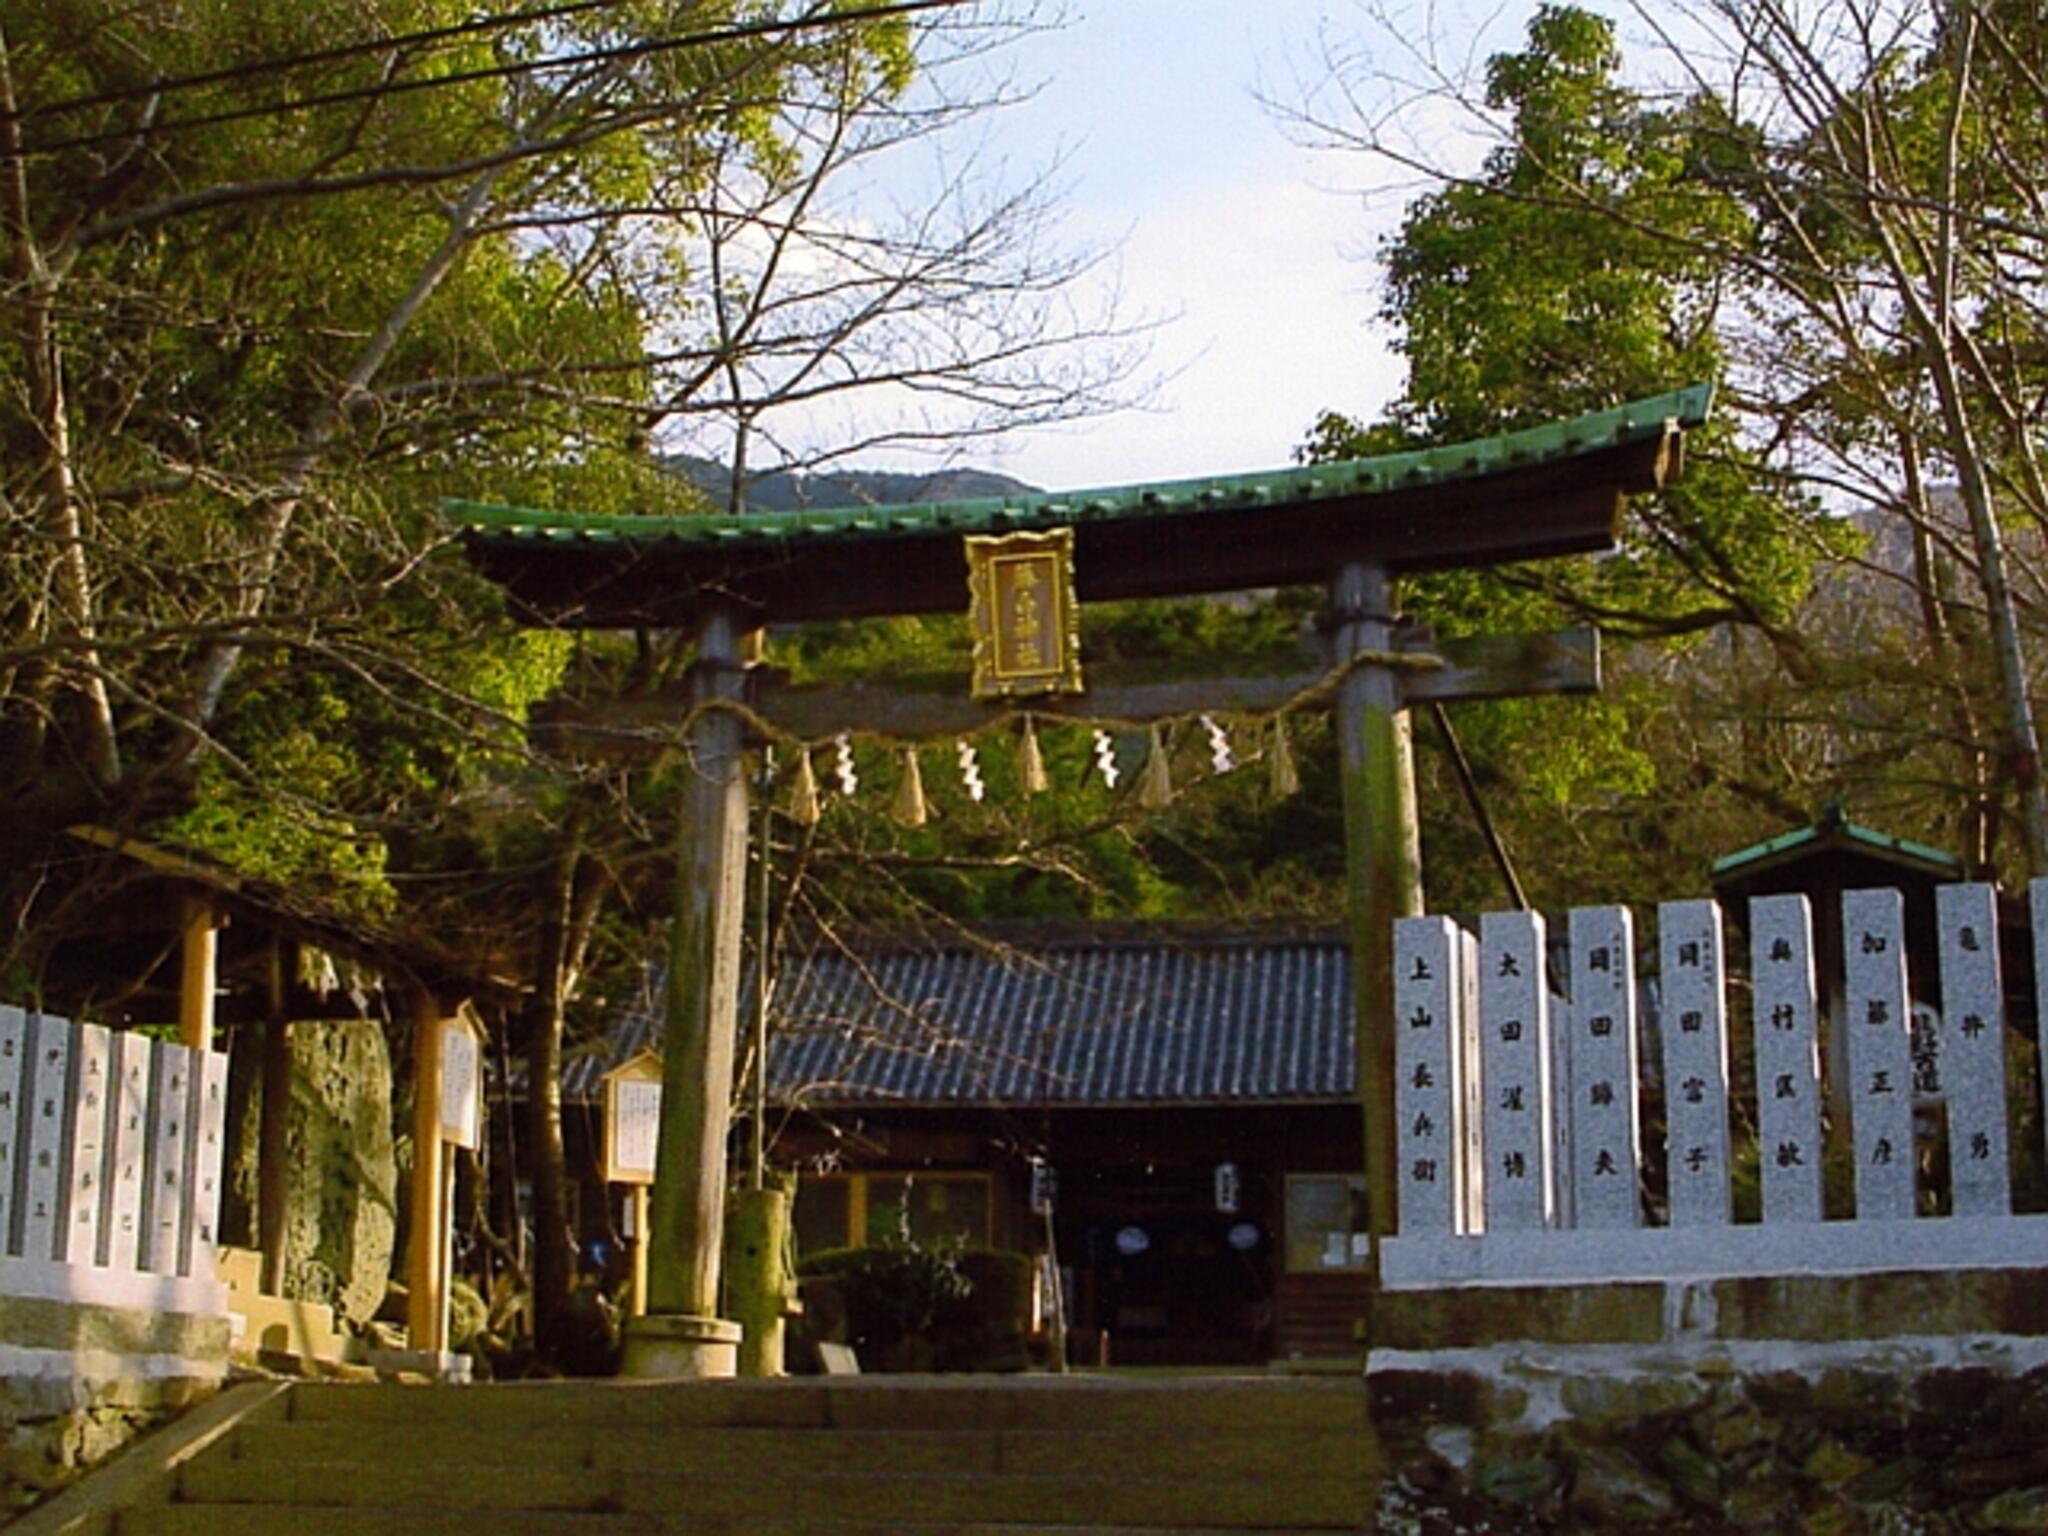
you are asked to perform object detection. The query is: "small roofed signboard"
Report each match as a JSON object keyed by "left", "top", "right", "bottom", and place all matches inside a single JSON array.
[
  {"left": 604, "top": 1050, "right": 664, "bottom": 1185},
  {"left": 966, "top": 528, "right": 1082, "bottom": 698}
]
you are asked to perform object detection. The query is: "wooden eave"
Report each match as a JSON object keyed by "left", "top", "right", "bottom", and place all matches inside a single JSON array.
[{"left": 48, "top": 826, "right": 526, "bottom": 1025}]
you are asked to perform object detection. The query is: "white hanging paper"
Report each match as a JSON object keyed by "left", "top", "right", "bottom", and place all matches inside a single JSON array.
[
  {"left": 1201, "top": 714, "right": 1235, "bottom": 774},
  {"left": 1092, "top": 729, "right": 1120, "bottom": 789},
  {"left": 956, "top": 740, "right": 985, "bottom": 802}
]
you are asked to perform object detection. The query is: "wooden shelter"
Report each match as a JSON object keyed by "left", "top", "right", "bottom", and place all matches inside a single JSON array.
[
  {"left": 1711, "top": 799, "right": 1967, "bottom": 999},
  {"left": 34, "top": 827, "right": 516, "bottom": 1358}
]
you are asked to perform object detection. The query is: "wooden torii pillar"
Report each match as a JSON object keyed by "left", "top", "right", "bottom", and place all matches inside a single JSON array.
[
  {"left": 627, "top": 603, "right": 752, "bottom": 1376},
  {"left": 1330, "top": 560, "right": 1424, "bottom": 1330},
  {"left": 454, "top": 386, "right": 1707, "bottom": 1372}
]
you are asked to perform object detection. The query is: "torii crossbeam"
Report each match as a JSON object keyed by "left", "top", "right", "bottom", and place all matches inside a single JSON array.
[{"left": 454, "top": 385, "right": 1710, "bottom": 1375}]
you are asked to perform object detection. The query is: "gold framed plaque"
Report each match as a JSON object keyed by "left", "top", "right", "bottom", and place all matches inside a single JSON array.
[{"left": 965, "top": 528, "right": 1083, "bottom": 698}]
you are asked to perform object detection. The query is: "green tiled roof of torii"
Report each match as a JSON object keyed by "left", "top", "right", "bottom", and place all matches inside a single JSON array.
[
  {"left": 453, "top": 385, "right": 1711, "bottom": 627},
  {"left": 449, "top": 384, "right": 1713, "bottom": 550}
]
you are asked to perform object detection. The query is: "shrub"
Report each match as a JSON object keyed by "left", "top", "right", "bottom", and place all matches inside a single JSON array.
[{"left": 797, "top": 1240, "right": 1032, "bottom": 1372}]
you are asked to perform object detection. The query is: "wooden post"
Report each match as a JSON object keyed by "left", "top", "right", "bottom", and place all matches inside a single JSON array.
[
  {"left": 178, "top": 898, "right": 217, "bottom": 1054},
  {"left": 258, "top": 941, "right": 293, "bottom": 1295},
  {"left": 629, "top": 1185, "right": 650, "bottom": 1317},
  {"left": 603, "top": 1051, "right": 664, "bottom": 1318},
  {"left": 440, "top": 1153, "right": 457, "bottom": 1357},
  {"left": 1042, "top": 1207, "right": 1070, "bottom": 1374},
  {"left": 629, "top": 603, "right": 752, "bottom": 1377},
  {"left": 726, "top": 1184, "right": 793, "bottom": 1378},
  {"left": 407, "top": 994, "right": 447, "bottom": 1356},
  {"left": 1329, "top": 561, "right": 1424, "bottom": 1343}
]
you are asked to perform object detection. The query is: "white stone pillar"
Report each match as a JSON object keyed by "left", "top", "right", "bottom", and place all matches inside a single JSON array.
[
  {"left": 106, "top": 1032, "right": 152, "bottom": 1271},
  {"left": 22, "top": 1014, "right": 73, "bottom": 1263},
  {"left": 1567, "top": 906, "right": 1641, "bottom": 1229},
  {"left": 0, "top": 1005, "right": 24, "bottom": 1254},
  {"left": 1478, "top": 911, "right": 1553, "bottom": 1231},
  {"left": 188, "top": 1047, "right": 230, "bottom": 1281},
  {"left": 1843, "top": 888, "right": 1915, "bottom": 1220},
  {"left": 1394, "top": 916, "right": 1470, "bottom": 1235},
  {"left": 2034, "top": 878, "right": 2048, "bottom": 1198},
  {"left": 141, "top": 1042, "right": 195, "bottom": 1277},
  {"left": 58, "top": 1022, "right": 110, "bottom": 1267},
  {"left": 1750, "top": 895, "right": 1824, "bottom": 1224},
  {"left": 1935, "top": 882, "right": 2010, "bottom": 1217},
  {"left": 1658, "top": 899, "right": 1732, "bottom": 1227}
]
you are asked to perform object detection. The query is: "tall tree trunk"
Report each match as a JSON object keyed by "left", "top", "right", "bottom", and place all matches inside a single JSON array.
[
  {"left": 181, "top": 164, "right": 507, "bottom": 741},
  {"left": 523, "top": 803, "right": 611, "bottom": 1364},
  {"left": 523, "top": 826, "right": 583, "bottom": 1364},
  {"left": 0, "top": 24, "right": 119, "bottom": 790},
  {"left": 1848, "top": 8, "right": 2048, "bottom": 871},
  {"left": 1921, "top": 23, "right": 2048, "bottom": 874},
  {"left": 1899, "top": 436, "right": 1995, "bottom": 871}
]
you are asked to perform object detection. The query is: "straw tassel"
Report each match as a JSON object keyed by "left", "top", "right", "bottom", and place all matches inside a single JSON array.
[
  {"left": 1269, "top": 714, "right": 1300, "bottom": 799},
  {"left": 891, "top": 746, "right": 928, "bottom": 827},
  {"left": 789, "top": 747, "right": 821, "bottom": 826},
  {"left": 1138, "top": 725, "right": 1174, "bottom": 809},
  {"left": 1018, "top": 714, "right": 1049, "bottom": 796}
]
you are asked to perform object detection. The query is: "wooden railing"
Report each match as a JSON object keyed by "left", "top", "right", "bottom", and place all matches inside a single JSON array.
[
  {"left": 1386, "top": 883, "right": 2048, "bottom": 1288},
  {"left": 0, "top": 1004, "right": 229, "bottom": 1313}
]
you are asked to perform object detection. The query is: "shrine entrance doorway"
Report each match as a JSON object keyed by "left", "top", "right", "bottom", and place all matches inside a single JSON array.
[
  {"left": 1073, "top": 1162, "right": 1271, "bottom": 1368},
  {"left": 456, "top": 384, "right": 1708, "bottom": 1376}
]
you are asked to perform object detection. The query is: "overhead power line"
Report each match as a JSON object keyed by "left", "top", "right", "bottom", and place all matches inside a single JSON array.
[{"left": 12, "top": 0, "right": 969, "bottom": 159}]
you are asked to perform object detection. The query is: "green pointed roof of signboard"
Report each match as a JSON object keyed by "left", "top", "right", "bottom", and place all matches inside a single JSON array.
[
  {"left": 448, "top": 384, "right": 1713, "bottom": 546},
  {"left": 1709, "top": 799, "right": 1964, "bottom": 883}
]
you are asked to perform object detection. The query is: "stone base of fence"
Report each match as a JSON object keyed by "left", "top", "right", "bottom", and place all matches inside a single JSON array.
[
  {"left": 1370, "top": 1263, "right": 2048, "bottom": 1355},
  {"left": 0, "top": 1258, "right": 227, "bottom": 1321},
  {"left": 1384, "top": 1214, "right": 2048, "bottom": 1290},
  {"left": 0, "top": 1291, "right": 229, "bottom": 1515}
]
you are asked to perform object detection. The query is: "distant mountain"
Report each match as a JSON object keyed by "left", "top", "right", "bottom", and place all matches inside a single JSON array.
[{"left": 662, "top": 453, "right": 1037, "bottom": 512}]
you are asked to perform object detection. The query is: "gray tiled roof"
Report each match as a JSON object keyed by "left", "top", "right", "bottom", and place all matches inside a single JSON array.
[{"left": 568, "top": 932, "right": 1357, "bottom": 1108}]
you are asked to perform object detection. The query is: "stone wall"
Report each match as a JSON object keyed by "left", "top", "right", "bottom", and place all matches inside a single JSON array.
[
  {"left": 1368, "top": 1269, "right": 2048, "bottom": 1531},
  {"left": 1372, "top": 1349, "right": 2048, "bottom": 1532}
]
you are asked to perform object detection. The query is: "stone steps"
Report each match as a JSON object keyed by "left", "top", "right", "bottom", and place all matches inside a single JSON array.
[
  {"left": 118, "top": 1376, "right": 1377, "bottom": 1534},
  {"left": 279, "top": 1376, "right": 1362, "bottom": 1431},
  {"left": 127, "top": 1517, "right": 1340, "bottom": 1536},
  {"left": 221, "top": 1420, "right": 1365, "bottom": 1479}
]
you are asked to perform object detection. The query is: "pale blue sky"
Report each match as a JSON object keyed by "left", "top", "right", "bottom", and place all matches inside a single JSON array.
[{"left": 950, "top": 2, "right": 1414, "bottom": 491}]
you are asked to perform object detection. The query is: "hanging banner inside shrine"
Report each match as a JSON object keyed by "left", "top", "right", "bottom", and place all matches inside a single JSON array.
[{"left": 965, "top": 528, "right": 1083, "bottom": 698}]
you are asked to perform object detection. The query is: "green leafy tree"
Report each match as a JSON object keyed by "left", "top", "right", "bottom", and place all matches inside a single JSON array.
[
  {"left": 0, "top": 0, "right": 1144, "bottom": 1366},
  {"left": 1282, "top": 7, "right": 1835, "bottom": 908},
  {"left": 1284, "top": 0, "right": 2048, "bottom": 886},
  {"left": 1678, "top": 0, "right": 2048, "bottom": 872}
]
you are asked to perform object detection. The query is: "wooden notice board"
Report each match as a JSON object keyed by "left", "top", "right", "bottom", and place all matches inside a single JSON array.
[
  {"left": 438, "top": 1009, "right": 486, "bottom": 1151},
  {"left": 604, "top": 1050, "right": 664, "bottom": 1186}
]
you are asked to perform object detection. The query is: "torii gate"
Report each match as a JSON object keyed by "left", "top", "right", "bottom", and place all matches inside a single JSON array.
[{"left": 455, "top": 385, "right": 1709, "bottom": 1376}]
